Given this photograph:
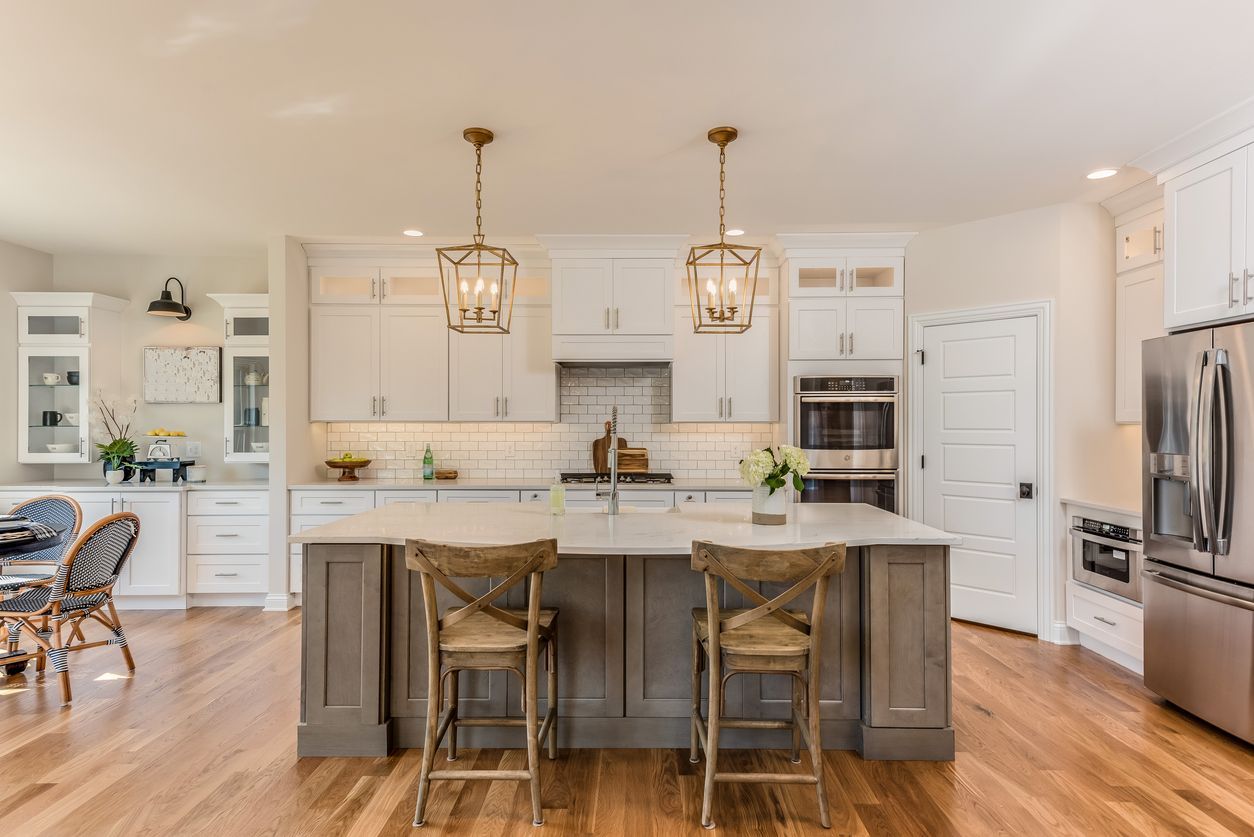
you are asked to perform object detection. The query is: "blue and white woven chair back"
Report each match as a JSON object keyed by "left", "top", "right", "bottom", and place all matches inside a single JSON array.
[
  {"left": 55, "top": 513, "right": 140, "bottom": 600},
  {"left": 7, "top": 495, "right": 81, "bottom": 564}
]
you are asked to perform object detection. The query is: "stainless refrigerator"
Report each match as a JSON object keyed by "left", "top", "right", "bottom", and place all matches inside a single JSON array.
[{"left": 1142, "top": 325, "right": 1254, "bottom": 743}]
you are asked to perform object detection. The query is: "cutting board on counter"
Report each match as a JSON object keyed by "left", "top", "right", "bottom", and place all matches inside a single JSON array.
[{"left": 593, "top": 421, "right": 644, "bottom": 473}]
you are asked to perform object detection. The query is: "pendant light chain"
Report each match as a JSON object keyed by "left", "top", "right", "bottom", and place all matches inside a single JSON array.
[
  {"left": 473, "top": 142, "right": 484, "bottom": 245},
  {"left": 718, "top": 143, "right": 727, "bottom": 243}
]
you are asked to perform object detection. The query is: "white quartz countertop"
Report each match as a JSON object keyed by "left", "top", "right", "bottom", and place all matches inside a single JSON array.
[
  {"left": 288, "top": 477, "right": 751, "bottom": 492},
  {"left": 290, "top": 501, "right": 961, "bottom": 555},
  {"left": 0, "top": 479, "right": 269, "bottom": 493}
]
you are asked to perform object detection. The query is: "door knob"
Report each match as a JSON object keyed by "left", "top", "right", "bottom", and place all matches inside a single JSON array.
[{"left": 1019, "top": 482, "right": 1034, "bottom": 499}]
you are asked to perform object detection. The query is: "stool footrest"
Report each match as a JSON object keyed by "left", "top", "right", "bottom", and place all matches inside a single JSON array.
[
  {"left": 714, "top": 772, "right": 819, "bottom": 785},
  {"left": 719, "top": 718, "right": 794, "bottom": 730},
  {"left": 430, "top": 769, "right": 531, "bottom": 782},
  {"left": 454, "top": 717, "right": 525, "bottom": 727}
]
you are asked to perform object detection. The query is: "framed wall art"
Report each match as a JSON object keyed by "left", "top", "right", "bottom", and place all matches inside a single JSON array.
[{"left": 143, "top": 346, "right": 221, "bottom": 403}]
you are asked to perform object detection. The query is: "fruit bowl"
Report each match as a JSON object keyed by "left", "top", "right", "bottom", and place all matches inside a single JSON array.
[{"left": 325, "top": 458, "right": 371, "bottom": 482}]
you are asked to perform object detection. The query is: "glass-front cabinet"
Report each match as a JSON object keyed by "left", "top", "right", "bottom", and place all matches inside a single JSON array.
[
  {"left": 224, "top": 348, "right": 270, "bottom": 463},
  {"left": 19, "top": 347, "right": 90, "bottom": 463}
]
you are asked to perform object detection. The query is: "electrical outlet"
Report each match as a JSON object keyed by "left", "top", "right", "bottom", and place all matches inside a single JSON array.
[
  {"left": 186, "top": 441, "right": 202, "bottom": 457},
  {"left": 503, "top": 441, "right": 516, "bottom": 460}
]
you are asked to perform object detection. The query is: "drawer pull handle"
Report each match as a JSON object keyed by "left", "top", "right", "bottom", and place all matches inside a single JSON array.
[
  {"left": 213, "top": 572, "right": 239, "bottom": 578},
  {"left": 319, "top": 500, "right": 344, "bottom": 505},
  {"left": 214, "top": 501, "right": 240, "bottom": 505},
  {"left": 215, "top": 533, "right": 241, "bottom": 538},
  {"left": 1092, "top": 615, "right": 1117, "bottom": 627}
]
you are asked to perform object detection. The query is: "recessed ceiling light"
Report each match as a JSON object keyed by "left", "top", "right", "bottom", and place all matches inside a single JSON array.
[
  {"left": 725, "top": 228, "right": 745, "bottom": 236},
  {"left": 1086, "top": 168, "right": 1119, "bottom": 180},
  {"left": 402, "top": 229, "right": 424, "bottom": 237}
]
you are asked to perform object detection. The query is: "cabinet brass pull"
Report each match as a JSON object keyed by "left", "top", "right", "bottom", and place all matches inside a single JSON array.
[{"left": 1092, "top": 615, "right": 1116, "bottom": 627}]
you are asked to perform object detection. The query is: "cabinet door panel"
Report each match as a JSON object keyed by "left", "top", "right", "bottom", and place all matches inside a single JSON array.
[
  {"left": 20, "top": 346, "right": 90, "bottom": 463},
  {"left": 1116, "top": 212, "right": 1163, "bottom": 274},
  {"left": 380, "top": 308, "right": 448, "bottom": 421},
  {"left": 115, "top": 492, "right": 182, "bottom": 597},
  {"left": 502, "top": 309, "right": 557, "bottom": 421},
  {"left": 1115, "top": 266, "right": 1165, "bottom": 423},
  {"left": 612, "top": 260, "right": 672, "bottom": 334},
  {"left": 552, "top": 260, "right": 613, "bottom": 335},
  {"left": 448, "top": 332, "right": 504, "bottom": 421},
  {"left": 847, "top": 257, "right": 904, "bottom": 296},
  {"left": 310, "top": 266, "right": 379, "bottom": 304},
  {"left": 1164, "top": 148, "right": 1248, "bottom": 329},
  {"left": 723, "top": 308, "right": 776, "bottom": 422},
  {"left": 846, "top": 298, "right": 903, "bottom": 360},
  {"left": 788, "top": 300, "right": 845, "bottom": 360},
  {"left": 670, "top": 309, "right": 722, "bottom": 421},
  {"left": 310, "top": 307, "right": 380, "bottom": 421},
  {"left": 224, "top": 348, "right": 270, "bottom": 463}
]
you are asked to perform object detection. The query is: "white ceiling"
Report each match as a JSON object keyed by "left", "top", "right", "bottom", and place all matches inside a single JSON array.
[{"left": 2, "top": 1, "right": 1253, "bottom": 254}]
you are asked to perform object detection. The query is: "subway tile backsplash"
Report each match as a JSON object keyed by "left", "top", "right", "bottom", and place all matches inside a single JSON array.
[{"left": 325, "top": 366, "right": 775, "bottom": 481}]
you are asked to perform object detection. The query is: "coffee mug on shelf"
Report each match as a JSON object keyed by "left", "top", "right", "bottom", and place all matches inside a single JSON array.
[
  {"left": 41, "top": 373, "right": 61, "bottom": 385},
  {"left": 41, "top": 410, "right": 64, "bottom": 427},
  {"left": 66, "top": 371, "right": 80, "bottom": 385}
]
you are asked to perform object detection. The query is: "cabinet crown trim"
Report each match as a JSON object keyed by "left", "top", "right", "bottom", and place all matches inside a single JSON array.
[{"left": 10, "top": 292, "right": 128, "bottom": 311}]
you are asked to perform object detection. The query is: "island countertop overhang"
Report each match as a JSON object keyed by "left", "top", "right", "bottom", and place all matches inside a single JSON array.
[{"left": 289, "top": 501, "right": 961, "bottom": 555}]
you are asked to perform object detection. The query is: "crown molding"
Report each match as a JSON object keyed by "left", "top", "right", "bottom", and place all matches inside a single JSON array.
[
  {"left": 1130, "top": 95, "right": 1254, "bottom": 181},
  {"left": 768, "top": 231, "right": 916, "bottom": 259},
  {"left": 1099, "top": 177, "right": 1162, "bottom": 220}
]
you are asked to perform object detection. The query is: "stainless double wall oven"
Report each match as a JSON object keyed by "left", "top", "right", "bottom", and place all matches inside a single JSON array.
[{"left": 793, "top": 375, "right": 899, "bottom": 512}]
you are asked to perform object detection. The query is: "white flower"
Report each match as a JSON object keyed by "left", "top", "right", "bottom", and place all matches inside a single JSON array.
[
  {"left": 780, "top": 445, "right": 810, "bottom": 477},
  {"left": 738, "top": 448, "right": 775, "bottom": 487}
]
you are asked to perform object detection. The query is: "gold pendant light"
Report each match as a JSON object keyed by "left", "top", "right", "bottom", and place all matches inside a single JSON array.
[
  {"left": 437, "top": 127, "right": 517, "bottom": 334},
  {"left": 686, "top": 126, "right": 760, "bottom": 334}
]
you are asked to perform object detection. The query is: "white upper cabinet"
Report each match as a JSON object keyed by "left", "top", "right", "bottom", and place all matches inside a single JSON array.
[
  {"left": 309, "top": 306, "right": 381, "bottom": 421},
  {"left": 1163, "top": 145, "right": 1250, "bottom": 329},
  {"left": 846, "top": 257, "right": 905, "bottom": 296},
  {"left": 671, "top": 308, "right": 776, "bottom": 422},
  {"left": 380, "top": 307, "right": 449, "bottom": 421},
  {"left": 552, "top": 260, "right": 614, "bottom": 334},
  {"left": 450, "top": 309, "right": 557, "bottom": 422},
  {"left": 846, "top": 298, "right": 904, "bottom": 359},
  {"left": 551, "top": 258, "right": 673, "bottom": 335},
  {"left": 449, "top": 331, "right": 505, "bottom": 421},
  {"left": 789, "top": 299, "right": 846, "bottom": 359},
  {"left": 789, "top": 298, "right": 902, "bottom": 360},
  {"left": 1116, "top": 211, "right": 1163, "bottom": 274},
  {"left": 787, "top": 256, "right": 903, "bottom": 298},
  {"left": 17, "top": 306, "right": 91, "bottom": 345},
  {"left": 380, "top": 266, "right": 444, "bottom": 306},
  {"left": 1116, "top": 265, "right": 1166, "bottom": 423},
  {"left": 310, "top": 265, "right": 381, "bottom": 304}
]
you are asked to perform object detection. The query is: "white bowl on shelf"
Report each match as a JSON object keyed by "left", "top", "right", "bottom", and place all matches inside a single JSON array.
[
  {"left": 250, "top": 442, "right": 269, "bottom": 453},
  {"left": 45, "top": 443, "right": 76, "bottom": 453}
]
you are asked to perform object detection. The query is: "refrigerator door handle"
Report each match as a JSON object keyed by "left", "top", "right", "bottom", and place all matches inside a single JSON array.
[
  {"left": 1143, "top": 569, "right": 1254, "bottom": 612},
  {"left": 1213, "top": 349, "right": 1234, "bottom": 555},
  {"left": 1188, "top": 350, "right": 1211, "bottom": 552}
]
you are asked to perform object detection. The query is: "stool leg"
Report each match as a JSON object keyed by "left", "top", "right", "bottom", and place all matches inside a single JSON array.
[
  {"left": 447, "top": 670, "right": 459, "bottom": 761},
  {"left": 689, "top": 624, "right": 701, "bottom": 764},
  {"left": 806, "top": 671, "right": 831, "bottom": 828},
  {"left": 700, "top": 659, "right": 721, "bottom": 830},
  {"left": 790, "top": 674, "right": 802, "bottom": 764},
  {"left": 546, "top": 629, "right": 558, "bottom": 760},
  {"left": 526, "top": 646, "right": 544, "bottom": 826},
  {"left": 412, "top": 656, "right": 441, "bottom": 827}
]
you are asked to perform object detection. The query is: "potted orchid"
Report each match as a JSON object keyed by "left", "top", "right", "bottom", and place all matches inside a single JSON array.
[
  {"left": 738, "top": 445, "right": 810, "bottom": 525},
  {"left": 93, "top": 393, "right": 138, "bottom": 484}
]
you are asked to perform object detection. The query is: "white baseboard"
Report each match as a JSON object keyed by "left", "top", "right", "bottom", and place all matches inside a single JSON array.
[
  {"left": 1046, "top": 620, "right": 1079, "bottom": 645},
  {"left": 187, "top": 593, "right": 267, "bottom": 608},
  {"left": 263, "top": 592, "right": 299, "bottom": 612},
  {"left": 1078, "top": 634, "right": 1144, "bottom": 675},
  {"left": 114, "top": 595, "right": 188, "bottom": 611}
]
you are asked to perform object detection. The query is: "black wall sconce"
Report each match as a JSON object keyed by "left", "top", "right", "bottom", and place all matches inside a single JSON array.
[{"left": 146, "top": 277, "right": 192, "bottom": 321}]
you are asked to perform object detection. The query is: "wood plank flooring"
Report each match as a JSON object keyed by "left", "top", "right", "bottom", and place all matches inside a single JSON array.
[{"left": 1, "top": 608, "right": 1250, "bottom": 835}]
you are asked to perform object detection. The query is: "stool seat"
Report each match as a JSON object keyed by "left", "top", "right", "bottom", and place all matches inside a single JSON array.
[
  {"left": 440, "top": 607, "right": 558, "bottom": 653},
  {"left": 693, "top": 608, "right": 810, "bottom": 656}
]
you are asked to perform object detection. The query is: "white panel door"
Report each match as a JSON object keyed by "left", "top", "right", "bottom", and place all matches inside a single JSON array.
[
  {"left": 449, "top": 332, "right": 504, "bottom": 421},
  {"left": 612, "top": 260, "right": 672, "bottom": 334},
  {"left": 788, "top": 300, "right": 846, "bottom": 359},
  {"left": 1115, "top": 266, "right": 1165, "bottom": 423},
  {"left": 552, "top": 260, "right": 613, "bottom": 334},
  {"left": 921, "top": 316, "right": 1038, "bottom": 633},
  {"left": 115, "top": 492, "right": 183, "bottom": 597},
  {"left": 379, "top": 307, "right": 448, "bottom": 421},
  {"left": 846, "top": 298, "right": 903, "bottom": 359},
  {"left": 670, "top": 308, "right": 722, "bottom": 421},
  {"left": 502, "top": 308, "right": 557, "bottom": 421},
  {"left": 1164, "top": 147, "right": 1248, "bottom": 329},
  {"left": 723, "top": 308, "right": 776, "bottom": 421},
  {"left": 309, "top": 306, "right": 380, "bottom": 421}
]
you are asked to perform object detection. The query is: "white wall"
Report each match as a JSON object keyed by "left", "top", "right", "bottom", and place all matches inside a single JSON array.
[
  {"left": 50, "top": 253, "right": 268, "bottom": 481},
  {"left": 0, "top": 239, "right": 55, "bottom": 484}
]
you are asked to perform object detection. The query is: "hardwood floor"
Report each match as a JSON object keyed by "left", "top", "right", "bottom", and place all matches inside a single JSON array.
[{"left": 1, "top": 608, "right": 1250, "bottom": 836}]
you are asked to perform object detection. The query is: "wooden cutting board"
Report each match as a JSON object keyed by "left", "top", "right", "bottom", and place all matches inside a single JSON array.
[{"left": 592, "top": 421, "right": 630, "bottom": 474}]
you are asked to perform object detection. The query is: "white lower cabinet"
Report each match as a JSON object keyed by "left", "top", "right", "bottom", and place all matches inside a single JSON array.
[
  {"left": 1066, "top": 580, "right": 1144, "bottom": 671},
  {"left": 437, "top": 490, "right": 522, "bottom": 503},
  {"left": 374, "top": 489, "right": 437, "bottom": 506},
  {"left": 565, "top": 489, "right": 674, "bottom": 509},
  {"left": 114, "top": 491, "right": 183, "bottom": 598},
  {"left": 704, "top": 490, "right": 752, "bottom": 503},
  {"left": 675, "top": 491, "right": 705, "bottom": 505},
  {"left": 186, "top": 491, "right": 269, "bottom": 595}
]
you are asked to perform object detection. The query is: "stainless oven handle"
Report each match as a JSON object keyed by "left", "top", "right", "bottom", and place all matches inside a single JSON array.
[
  {"left": 797, "top": 395, "right": 896, "bottom": 404},
  {"left": 1143, "top": 569, "right": 1254, "bottom": 612},
  {"left": 805, "top": 473, "right": 897, "bottom": 481},
  {"left": 1070, "top": 529, "right": 1141, "bottom": 552}
]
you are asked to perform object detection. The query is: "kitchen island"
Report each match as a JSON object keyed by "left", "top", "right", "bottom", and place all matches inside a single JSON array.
[{"left": 291, "top": 501, "right": 960, "bottom": 760}]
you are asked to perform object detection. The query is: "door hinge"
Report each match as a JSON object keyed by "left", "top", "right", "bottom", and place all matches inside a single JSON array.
[{"left": 920, "top": 455, "right": 925, "bottom": 469}]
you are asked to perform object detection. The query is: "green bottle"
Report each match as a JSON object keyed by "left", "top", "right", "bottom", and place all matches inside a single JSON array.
[{"left": 422, "top": 444, "right": 434, "bottom": 480}]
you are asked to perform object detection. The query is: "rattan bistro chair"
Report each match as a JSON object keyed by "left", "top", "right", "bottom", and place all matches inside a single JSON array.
[
  {"left": 1, "top": 495, "right": 83, "bottom": 594},
  {"left": 0, "top": 512, "right": 139, "bottom": 704},
  {"left": 406, "top": 538, "right": 560, "bottom": 828},
  {"left": 689, "top": 540, "right": 847, "bottom": 830}
]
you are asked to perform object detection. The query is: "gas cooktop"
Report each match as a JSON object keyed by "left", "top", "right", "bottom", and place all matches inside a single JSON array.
[{"left": 560, "top": 472, "right": 674, "bottom": 485}]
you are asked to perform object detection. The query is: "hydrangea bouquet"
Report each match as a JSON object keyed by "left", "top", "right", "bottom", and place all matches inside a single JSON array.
[{"left": 738, "top": 445, "right": 810, "bottom": 495}]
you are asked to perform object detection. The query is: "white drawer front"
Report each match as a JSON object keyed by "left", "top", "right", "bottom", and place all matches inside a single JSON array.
[
  {"left": 290, "top": 490, "right": 374, "bottom": 515},
  {"left": 188, "top": 558, "right": 266, "bottom": 593},
  {"left": 564, "top": 489, "right": 675, "bottom": 508},
  {"left": 520, "top": 489, "right": 550, "bottom": 503},
  {"left": 187, "top": 516, "right": 269, "bottom": 555},
  {"left": 375, "top": 490, "right": 437, "bottom": 507},
  {"left": 437, "top": 490, "right": 521, "bottom": 503},
  {"left": 188, "top": 491, "right": 268, "bottom": 516},
  {"left": 705, "top": 491, "right": 752, "bottom": 503},
  {"left": 290, "top": 514, "right": 350, "bottom": 535},
  {"left": 1067, "top": 581, "right": 1143, "bottom": 656},
  {"left": 675, "top": 491, "right": 706, "bottom": 504}
]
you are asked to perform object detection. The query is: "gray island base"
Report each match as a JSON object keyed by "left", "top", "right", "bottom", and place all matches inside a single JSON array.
[{"left": 292, "top": 502, "right": 960, "bottom": 761}]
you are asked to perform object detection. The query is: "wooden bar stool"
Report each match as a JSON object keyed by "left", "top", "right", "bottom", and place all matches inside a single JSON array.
[
  {"left": 688, "top": 539, "right": 847, "bottom": 830},
  {"left": 406, "top": 538, "right": 560, "bottom": 828}
]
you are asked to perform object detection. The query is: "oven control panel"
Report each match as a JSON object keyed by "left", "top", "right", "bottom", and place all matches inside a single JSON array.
[
  {"left": 1073, "top": 516, "right": 1141, "bottom": 544},
  {"left": 795, "top": 376, "right": 897, "bottom": 394}
]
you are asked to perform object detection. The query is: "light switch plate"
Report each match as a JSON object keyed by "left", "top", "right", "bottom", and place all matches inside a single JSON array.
[
  {"left": 503, "top": 441, "right": 516, "bottom": 459},
  {"left": 186, "top": 441, "right": 203, "bottom": 457}
]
